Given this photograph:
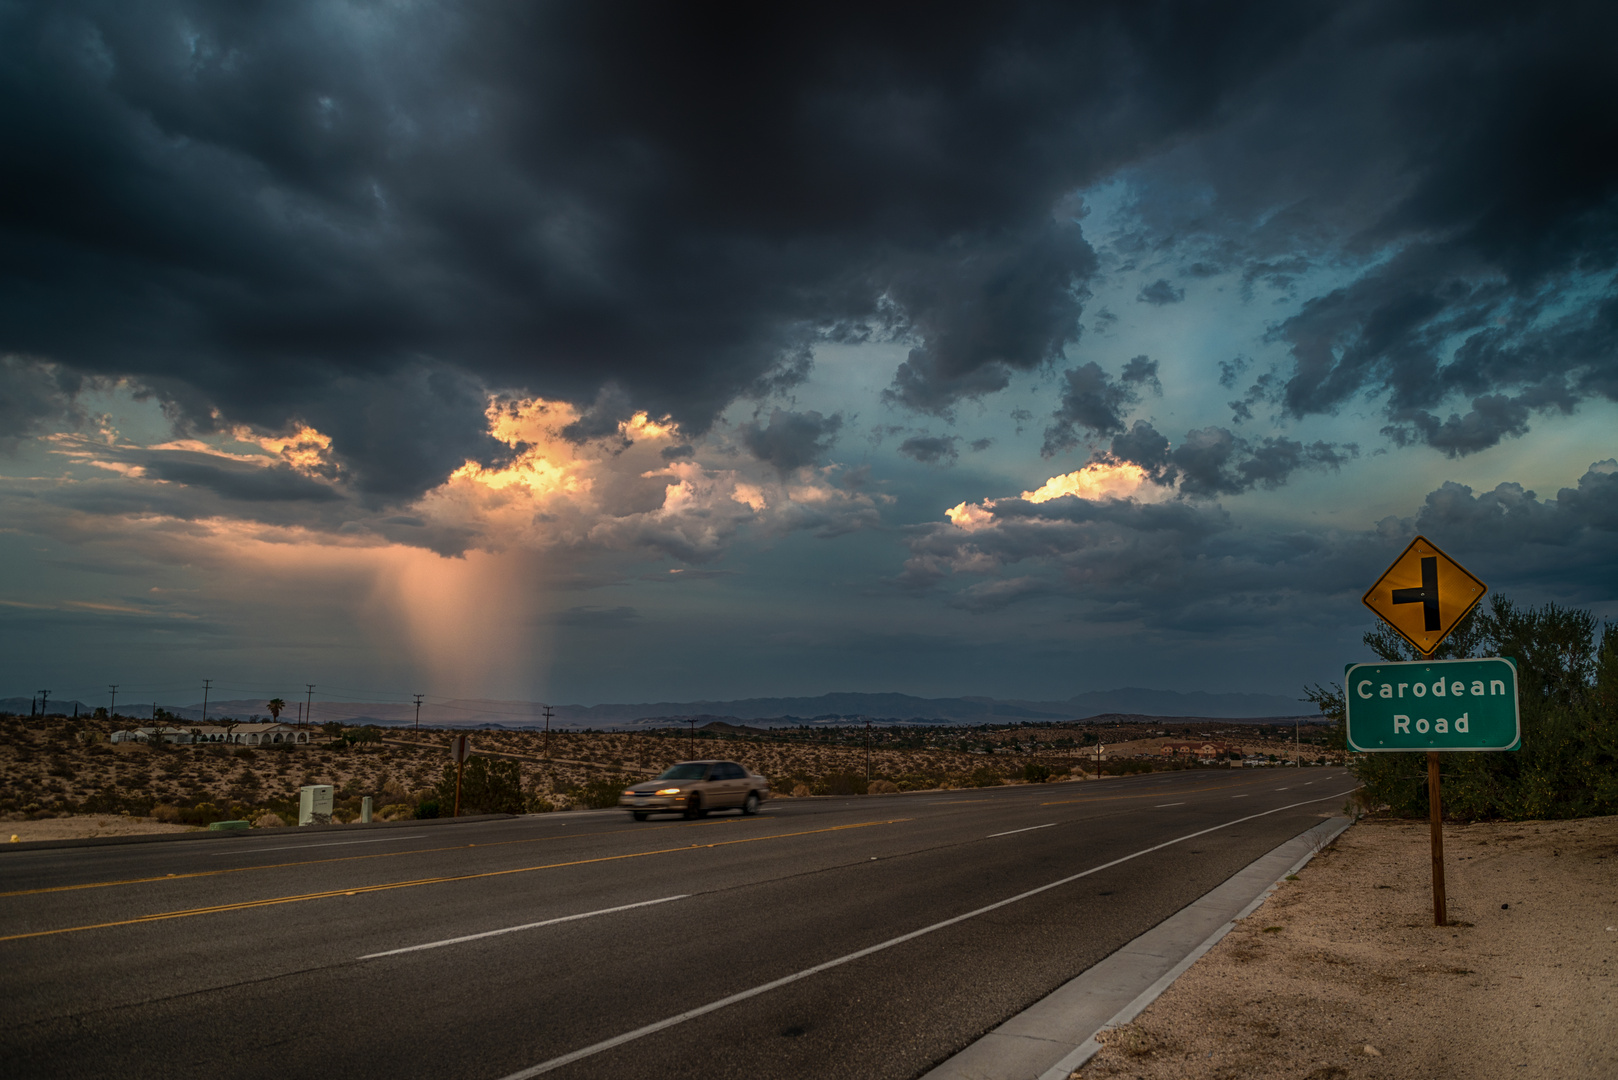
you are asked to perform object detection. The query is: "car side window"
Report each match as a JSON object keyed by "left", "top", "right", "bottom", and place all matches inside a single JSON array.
[{"left": 725, "top": 762, "right": 746, "bottom": 779}]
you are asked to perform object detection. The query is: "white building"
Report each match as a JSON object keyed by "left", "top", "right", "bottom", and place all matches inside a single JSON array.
[{"left": 225, "top": 722, "right": 309, "bottom": 746}]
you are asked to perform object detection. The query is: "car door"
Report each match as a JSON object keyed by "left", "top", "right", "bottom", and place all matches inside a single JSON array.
[{"left": 715, "top": 762, "right": 745, "bottom": 807}]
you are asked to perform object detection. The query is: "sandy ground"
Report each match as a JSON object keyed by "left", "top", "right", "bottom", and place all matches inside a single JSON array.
[
  {"left": 1079, "top": 815, "right": 1617, "bottom": 1080},
  {"left": 5, "top": 814, "right": 201, "bottom": 843}
]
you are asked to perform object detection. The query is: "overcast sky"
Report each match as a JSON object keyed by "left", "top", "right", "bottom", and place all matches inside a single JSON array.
[{"left": 2, "top": 2, "right": 1615, "bottom": 711}]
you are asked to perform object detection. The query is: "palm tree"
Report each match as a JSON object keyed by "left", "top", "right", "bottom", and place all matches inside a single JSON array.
[{"left": 266, "top": 698, "right": 286, "bottom": 723}]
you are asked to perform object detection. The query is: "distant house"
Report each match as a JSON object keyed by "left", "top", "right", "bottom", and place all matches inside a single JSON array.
[
  {"left": 189, "top": 725, "right": 235, "bottom": 744},
  {"left": 225, "top": 722, "right": 309, "bottom": 746}
]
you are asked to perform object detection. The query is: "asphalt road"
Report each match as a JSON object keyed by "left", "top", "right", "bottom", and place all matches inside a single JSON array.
[{"left": 1, "top": 767, "right": 1356, "bottom": 1080}]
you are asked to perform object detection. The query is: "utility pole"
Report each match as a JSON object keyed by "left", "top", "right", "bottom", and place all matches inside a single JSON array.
[
  {"left": 109, "top": 685, "right": 118, "bottom": 719},
  {"left": 1295, "top": 718, "right": 1301, "bottom": 767},
  {"left": 38, "top": 690, "right": 50, "bottom": 717},
  {"left": 304, "top": 685, "right": 315, "bottom": 731},
  {"left": 689, "top": 718, "right": 696, "bottom": 759},
  {"left": 542, "top": 705, "right": 554, "bottom": 758},
  {"left": 413, "top": 694, "right": 424, "bottom": 741},
  {"left": 201, "top": 679, "right": 211, "bottom": 724},
  {"left": 865, "top": 719, "right": 872, "bottom": 782}
]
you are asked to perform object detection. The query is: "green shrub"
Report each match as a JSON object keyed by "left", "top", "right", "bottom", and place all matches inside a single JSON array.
[
  {"left": 1022, "top": 762, "right": 1052, "bottom": 783},
  {"left": 415, "top": 799, "right": 441, "bottom": 819},
  {"left": 814, "top": 773, "right": 868, "bottom": 796},
  {"left": 573, "top": 775, "right": 632, "bottom": 809},
  {"left": 968, "top": 767, "right": 1005, "bottom": 787},
  {"left": 434, "top": 756, "right": 526, "bottom": 815}
]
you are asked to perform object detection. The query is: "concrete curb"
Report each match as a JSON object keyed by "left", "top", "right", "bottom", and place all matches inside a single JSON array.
[
  {"left": 0, "top": 812, "right": 519, "bottom": 854},
  {"left": 921, "top": 813, "right": 1357, "bottom": 1080}
]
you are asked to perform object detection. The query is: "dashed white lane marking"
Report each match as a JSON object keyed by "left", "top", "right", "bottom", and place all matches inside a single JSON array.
[
  {"left": 493, "top": 787, "right": 1358, "bottom": 1079},
  {"left": 360, "top": 895, "right": 689, "bottom": 959},
  {"left": 207, "top": 835, "right": 415, "bottom": 856},
  {"left": 1231, "top": 794, "right": 1249, "bottom": 798},
  {"left": 1155, "top": 802, "right": 1185, "bottom": 807},
  {"left": 988, "top": 823, "right": 1057, "bottom": 838}
]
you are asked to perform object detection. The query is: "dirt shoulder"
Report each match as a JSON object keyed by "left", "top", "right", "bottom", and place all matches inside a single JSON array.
[
  {"left": 5, "top": 813, "right": 202, "bottom": 843},
  {"left": 1080, "top": 815, "right": 1617, "bottom": 1080}
]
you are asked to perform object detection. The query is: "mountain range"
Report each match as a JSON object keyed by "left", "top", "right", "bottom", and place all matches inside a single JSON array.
[{"left": 2, "top": 687, "right": 1314, "bottom": 727}]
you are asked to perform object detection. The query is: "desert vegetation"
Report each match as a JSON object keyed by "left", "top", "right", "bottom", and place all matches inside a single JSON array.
[{"left": 0, "top": 713, "right": 1326, "bottom": 828}]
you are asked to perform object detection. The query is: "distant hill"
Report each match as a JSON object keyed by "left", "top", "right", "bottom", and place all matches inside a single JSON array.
[
  {"left": 0, "top": 697, "right": 92, "bottom": 718},
  {"left": 1, "top": 688, "right": 1315, "bottom": 728}
]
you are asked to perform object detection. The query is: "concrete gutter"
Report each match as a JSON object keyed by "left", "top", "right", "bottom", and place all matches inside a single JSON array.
[
  {"left": 921, "top": 814, "right": 1357, "bottom": 1080},
  {"left": 0, "top": 812, "right": 519, "bottom": 854}
]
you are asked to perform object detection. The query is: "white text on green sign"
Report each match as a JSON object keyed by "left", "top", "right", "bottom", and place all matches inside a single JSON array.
[{"left": 1344, "top": 657, "right": 1520, "bottom": 753}]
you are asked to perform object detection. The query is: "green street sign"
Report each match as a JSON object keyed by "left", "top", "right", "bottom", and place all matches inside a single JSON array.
[{"left": 1344, "top": 657, "right": 1520, "bottom": 753}]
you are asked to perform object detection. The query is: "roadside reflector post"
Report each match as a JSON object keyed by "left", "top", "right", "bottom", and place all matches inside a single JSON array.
[
  {"left": 449, "top": 734, "right": 470, "bottom": 817},
  {"left": 361, "top": 796, "right": 373, "bottom": 824}
]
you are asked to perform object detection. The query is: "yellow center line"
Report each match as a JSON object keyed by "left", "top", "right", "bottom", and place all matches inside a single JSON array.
[
  {"left": 0, "top": 817, "right": 749, "bottom": 899},
  {"left": 1040, "top": 776, "right": 1278, "bottom": 806},
  {"left": 0, "top": 818, "right": 910, "bottom": 944}
]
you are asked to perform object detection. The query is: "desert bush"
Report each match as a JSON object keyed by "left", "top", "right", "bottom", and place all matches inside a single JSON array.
[
  {"left": 252, "top": 811, "right": 286, "bottom": 828},
  {"left": 415, "top": 799, "right": 441, "bottom": 819},
  {"left": 434, "top": 755, "right": 525, "bottom": 815},
  {"left": 233, "top": 748, "right": 256, "bottom": 759},
  {"left": 868, "top": 779, "right": 899, "bottom": 794},
  {"left": 790, "top": 783, "right": 812, "bottom": 798},
  {"left": 1022, "top": 762, "right": 1052, "bottom": 783},
  {"left": 814, "top": 773, "right": 867, "bottom": 796},
  {"left": 967, "top": 767, "right": 1004, "bottom": 787},
  {"left": 377, "top": 803, "right": 413, "bottom": 821},
  {"left": 570, "top": 774, "right": 631, "bottom": 809}
]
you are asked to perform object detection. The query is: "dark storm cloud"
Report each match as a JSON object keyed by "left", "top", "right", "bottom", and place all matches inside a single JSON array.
[
  {"left": 0, "top": 357, "right": 94, "bottom": 451},
  {"left": 1118, "top": 5, "right": 1618, "bottom": 454},
  {"left": 1136, "top": 278, "right": 1185, "bottom": 305},
  {"left": 741, "top": 408, "right": 843, "bottom": 475},
  {"left": 142, "top": 458, "right": 342, "bottom": 503},
  {"left": 898, "top": 434, "right": 959, "bottom": 466},
  {"left": 1040, "top": 361, "right": 1137, "bottom": 455},
  {"left": 902, "top": 460, "right": 1618, "bottom": 624},
  {"left": 0, "top": 1, "right": 1332, "bottom": 501},
  {"left": 1100, "top": 420, "right": 1355, "bottom": 497}
]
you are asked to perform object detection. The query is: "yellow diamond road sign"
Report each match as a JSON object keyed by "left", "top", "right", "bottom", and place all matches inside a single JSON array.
[{"left": 1363, "top": 536, "right": 1487, "bottom": 656}]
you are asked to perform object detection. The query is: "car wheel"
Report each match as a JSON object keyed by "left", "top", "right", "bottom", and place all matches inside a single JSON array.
[
  {"left": 742, "top": 791, "right": 760, "bottom": 815},
  {"left": 632, "top": 811, "right": 648, "bottom": 822},
  {"left": 684, "top": 795, "right": 702, "bottom": 819}
]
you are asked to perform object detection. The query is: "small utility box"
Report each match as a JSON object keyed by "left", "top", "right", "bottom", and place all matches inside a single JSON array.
[{"left": 299, "top": 784, "right": 334, "bottom": 826}]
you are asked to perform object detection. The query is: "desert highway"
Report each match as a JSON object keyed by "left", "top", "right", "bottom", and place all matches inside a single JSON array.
[{"left": 1, "top": 768, "right": 1354, "bottom": 1079}]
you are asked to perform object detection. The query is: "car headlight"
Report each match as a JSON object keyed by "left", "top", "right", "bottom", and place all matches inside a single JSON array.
[{"left": 656, "top": 787, "right": 681, "bottom": 796}]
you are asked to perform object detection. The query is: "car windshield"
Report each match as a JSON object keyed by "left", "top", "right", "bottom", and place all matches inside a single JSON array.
[{"left": 655, "top": 763, "right": 708, "bottom": 781}]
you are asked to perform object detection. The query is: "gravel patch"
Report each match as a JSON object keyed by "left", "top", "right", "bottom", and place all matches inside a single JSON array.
[{"left": 1079, "top": 815, "right": 1618, "bottom": 1080}]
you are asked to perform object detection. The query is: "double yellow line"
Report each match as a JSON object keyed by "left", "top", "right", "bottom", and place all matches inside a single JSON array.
[{"left": 0, "top": 818, "right": 907, "bottom": 944}]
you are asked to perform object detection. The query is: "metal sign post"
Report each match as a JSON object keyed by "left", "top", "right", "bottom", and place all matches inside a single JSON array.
[
  {"left": 1355, "top": 538, "right": 1514, "bottom": 926},
  {"left": 449, "top": 734, "right": 471, "bottom": 817}
]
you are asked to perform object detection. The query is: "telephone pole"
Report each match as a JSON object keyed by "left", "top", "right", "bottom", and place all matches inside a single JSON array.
[
  {"left": 542, "top": 705, "right": 554, "bottom": 758},
  {"left": 413, "top": 694, "right": 425, "bottom": 741},
  {"left": 865, "top": 719, "right": 872, "bottom": 782},
  {"left": 38, "top": 690, "right": 50, "bottom": 717},
  {"left": 108, "top": 685, "right": 118, "bottom": 719},
  {"left": 304, "top": 685, "right": 315, "bottom": 731},
  {"left": 201, "top": 679, "right": 211, "bottom": 724},
  {"left": 689, "top": 718, "right": 696, "bottom": 759}
]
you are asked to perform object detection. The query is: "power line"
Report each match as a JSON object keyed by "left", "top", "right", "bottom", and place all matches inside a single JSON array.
[
  {"left": 413, "top": 694, "right": 424, "bottom": 741},
  {"left": 201, "top": 679, "right": 211, "bottom": 724}
]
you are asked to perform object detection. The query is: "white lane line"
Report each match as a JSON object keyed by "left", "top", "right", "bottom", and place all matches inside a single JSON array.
[
  {"left": 1155, "top": 802, "right": 1184, "bottom": 808},
  {"left": 988, "top": 823, "right": 1056, "bottom": 838},
  {"left": 360, "top": 895, "right": 688, "bottom": 959},
  {"left": 1275, "top": 787, "right": 1290, "bottom": 791},
  {"left": 1231, "top": 794, "right": 1249, "bottom": 798},
  {"left": 207, "top": 835, "right": 416, "bottom": 856},
  {"left": 494, "top": 787, "right": 1359, "bottom": 1080}
]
